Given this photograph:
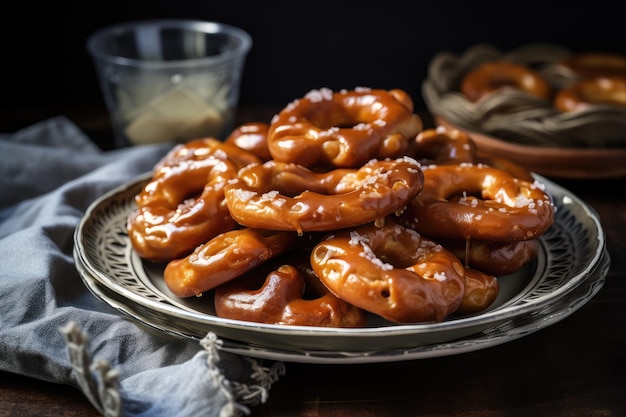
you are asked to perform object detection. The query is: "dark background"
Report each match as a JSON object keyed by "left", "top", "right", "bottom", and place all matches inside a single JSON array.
[{"left": 1, "top": 0, "right": 624, "bottom": 136}]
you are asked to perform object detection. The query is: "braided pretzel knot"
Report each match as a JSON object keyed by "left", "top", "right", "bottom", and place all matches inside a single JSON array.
[
  {"left": 411, "top": 126, "right": 533, "bottom": 180},
  {"left": 310, "top": 222, "right": 467, "bottom": 323},
  {"left": 554, "top": 76, "right": 626, "bottom": 112},
  {"left": 223, "top": 157, "right": 424, "bottom": 235},
  {"left": 439, "top": 238, "right": 539, "bottom": 277},
  {"left": 403, "top": 163, "right": 554, "bottom": 242},
  {"left": 224, "top": 121, "right": 272, "bottom": 161},
  {"left": 127, "top": 138, "right": 261, "bottom": 261},
  {"left": 267, "top": 87, "right": 423, "bottom": 168},
  {"left": 410, "top": 125, "right": 476, "bottom": 165},
  {"left": 164, "top": 228, "right": 299, "bottom": 297},
  {"left": 214, "top": 260, "right": 367, "bottom": 327},
  {"left": 461, "top": 60, "right": 552, "bottom": 102}
]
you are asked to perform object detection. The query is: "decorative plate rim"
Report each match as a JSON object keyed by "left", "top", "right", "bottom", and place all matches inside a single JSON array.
[
  {"left": 73, "top": 172, "right": 607, "bottom": 350},
  {"left": 76, "top": 247, "right": 609, "bottom": 363}
]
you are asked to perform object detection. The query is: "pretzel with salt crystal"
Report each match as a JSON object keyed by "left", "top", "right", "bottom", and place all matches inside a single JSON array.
[
  {"left": 402, "top": 163, "right": 554, "bottom": 242},
  {"left": 127, "top": 138, "right": 261, "bottom": 261},
  {"left": 310, "top": 222, "right": 467, "bottom": 323},
  {"left": 223, "top": 157, "right": 424, "bottom": 235},
  {"left": 267, "top": 87, "right": 423, "bottom": 168}
]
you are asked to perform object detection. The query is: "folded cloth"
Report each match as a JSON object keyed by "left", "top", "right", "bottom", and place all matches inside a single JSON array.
[{"left": 0, "top": 116, "right": 284, "bottom": 417}]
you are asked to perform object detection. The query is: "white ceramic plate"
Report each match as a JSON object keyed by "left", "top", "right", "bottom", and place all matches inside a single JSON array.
[{"left": 73, "top": 173, "right": 607, "bottom": 357}]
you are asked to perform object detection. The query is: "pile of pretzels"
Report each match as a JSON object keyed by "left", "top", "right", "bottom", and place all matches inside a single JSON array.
[{"left": 127, "top": 87, "right": 555, "bottom": 327}]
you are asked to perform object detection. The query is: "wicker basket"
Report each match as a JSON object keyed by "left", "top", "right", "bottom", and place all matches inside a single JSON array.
[{"left": 422, "top": 43, "right": 626, "bottom": 149}]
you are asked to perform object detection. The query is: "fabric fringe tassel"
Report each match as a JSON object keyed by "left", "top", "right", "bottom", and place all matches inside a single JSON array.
[
  {"left": 199, "top": 332, "right": 286, "bottom": 416},
  {"left": 60, "top": 321, "right": 122, "bottom": 417},
  {"left": 60, "top": 322, "right": 286, "bottom": 417}
]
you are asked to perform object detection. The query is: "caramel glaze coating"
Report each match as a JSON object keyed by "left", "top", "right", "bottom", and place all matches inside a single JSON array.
[
  {"left": 402, "top": 164, "right": 554, "bottom": 242},
  {"left": 223, "top": 157, "right": 424, "bottom": 235},
  {"left": 456, "top": 267, "right": 499, "bottom": 315},
  {"left": 473, "top": 151, "right": 534, "bottom": 182},
  {"left": 461, "top": 61, "right": 552, "bottom": 102},
  {"left": 267, "top": 87, "right": 423, "bottom": 168},
  {"left": 127, "top": 138, "right": 262, "bottom": 262},
  {"left": 558, "top": 52, "right": 626, "bottom": 79},
  {"left": 224, "top": 122, "right": 272, "bottom": 161},
  {"left": 409, "top": 126, "right": 476, "bottom": 165},
  {"left": 554, "top": 76, "right": 626, "bottom": 112},
  {"left": 310, "top": 222, "right": 466, "bottom": 323},
  {"left": 439, "top": 238, "right": 540, "bottom": 277},
  {"left": 214, "top": 260, "right": 367, "bottom": 328},
  {"left": 163, "top": 228, "right": 301, "bottom": 297},
  {"left": 409, "top": 126, "right": 533, "bottom": 181},
  {"left": 128, "top": 86, "right": 557, "bottom": 326},
  {"left": 152, "top": 137, "right": 261, "bottom": 171}
]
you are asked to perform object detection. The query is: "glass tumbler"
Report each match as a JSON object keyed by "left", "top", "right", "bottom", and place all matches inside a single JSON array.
[{"left": 87, "top": 19, "right": 252, "bottom": 147}]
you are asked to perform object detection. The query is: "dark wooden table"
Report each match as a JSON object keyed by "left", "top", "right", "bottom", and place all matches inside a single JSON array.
[{"left": 1, "top": 105, "right": 624, "bottom": 417}]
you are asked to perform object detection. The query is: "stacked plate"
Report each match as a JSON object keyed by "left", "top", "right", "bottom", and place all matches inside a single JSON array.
[{"left": 74, "top": 173, "right": 609, "bottom": 364}]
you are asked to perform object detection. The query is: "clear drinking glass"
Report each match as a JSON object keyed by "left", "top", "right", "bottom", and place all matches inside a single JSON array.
[{"left": 87, "top": 19, "right": 252, "bottom": 147}]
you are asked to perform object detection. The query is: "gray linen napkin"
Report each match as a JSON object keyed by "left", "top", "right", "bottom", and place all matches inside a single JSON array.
[{"left": 0, "top": 116, "right": 284, "bottom": 417}]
